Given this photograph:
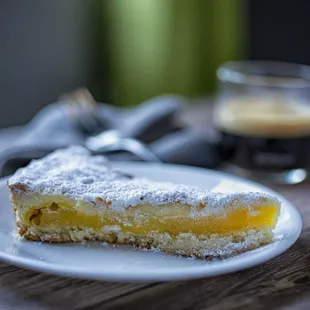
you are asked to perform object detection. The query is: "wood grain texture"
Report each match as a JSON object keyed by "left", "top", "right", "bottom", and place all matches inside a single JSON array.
[{"left": 0, "top": 104, "right": 309, "bottom": 310}]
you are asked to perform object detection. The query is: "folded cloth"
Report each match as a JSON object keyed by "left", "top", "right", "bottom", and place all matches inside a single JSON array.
[{"left": 0, "top": 95, "right": 221, "bottom": 176}]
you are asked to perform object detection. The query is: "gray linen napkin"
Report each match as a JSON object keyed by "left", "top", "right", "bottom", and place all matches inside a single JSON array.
[{"left": 0, "top": 95, "right": 221, "bottom": 176}]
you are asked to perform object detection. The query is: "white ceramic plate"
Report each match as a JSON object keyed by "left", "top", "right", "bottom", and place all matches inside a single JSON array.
[{"left": 0, "top": 163, "right": 302, "bottom": 282}]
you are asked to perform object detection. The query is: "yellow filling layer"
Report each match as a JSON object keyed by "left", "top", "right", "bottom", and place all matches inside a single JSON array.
[{"left": 24, "top": 202, "right": 279, "bottom": 236}]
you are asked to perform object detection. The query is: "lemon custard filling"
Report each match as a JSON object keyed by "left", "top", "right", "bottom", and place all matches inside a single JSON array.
[
  {"left": 23, "top": 200, "right": 279, "bottom": 237},
  {"left": 8, "top": 146, "right": 281, "bottom": 258}
]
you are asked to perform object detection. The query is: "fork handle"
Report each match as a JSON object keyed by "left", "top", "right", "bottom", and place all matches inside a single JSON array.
[{"left": 121, "top": 139, "right": 162, "bottom": 163}]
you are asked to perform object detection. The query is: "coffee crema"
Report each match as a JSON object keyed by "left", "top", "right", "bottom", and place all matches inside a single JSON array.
[{"left": 215, "top": 96, "right": 310, "bottom": 138}]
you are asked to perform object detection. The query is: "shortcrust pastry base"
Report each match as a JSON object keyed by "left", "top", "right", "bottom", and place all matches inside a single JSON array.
[{"left": 19, "top": 225, "right": 272, "bottom": 259}]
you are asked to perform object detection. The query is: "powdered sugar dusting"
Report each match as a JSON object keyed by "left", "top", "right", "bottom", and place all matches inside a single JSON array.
[{"left": 8, "top": 146, "right": 279, "bottom": 213}]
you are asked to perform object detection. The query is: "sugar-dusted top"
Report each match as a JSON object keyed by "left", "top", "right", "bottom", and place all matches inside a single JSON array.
[{"left": 8, "top": 146, "right": 279, "bottom": 213}]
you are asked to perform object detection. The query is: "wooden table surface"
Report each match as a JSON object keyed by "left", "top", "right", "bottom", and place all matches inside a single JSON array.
[{"left": 0, "top": 104, "right": 310, "bottom": 310}]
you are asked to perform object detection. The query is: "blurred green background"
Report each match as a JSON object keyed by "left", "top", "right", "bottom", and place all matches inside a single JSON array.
[
  {"left": 99, "top": 0, "right": 245, "bottom": 106},
  {"left": 1, "top": 0, "right": 309, "bottom": 127}
]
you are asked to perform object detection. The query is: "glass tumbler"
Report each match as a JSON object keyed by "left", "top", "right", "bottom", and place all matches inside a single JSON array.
[{"left": 214, "top": 61, "right": 310, "bottom": 184}]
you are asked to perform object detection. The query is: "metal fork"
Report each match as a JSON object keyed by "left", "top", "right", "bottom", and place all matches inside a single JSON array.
[{"left": 62, "top": 88, "right": 162, "bottom": 163}]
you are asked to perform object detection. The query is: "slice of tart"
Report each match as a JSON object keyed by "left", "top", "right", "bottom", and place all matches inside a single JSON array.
[{"left": 8, "top": 146, "right": 280, "bottom": 258}]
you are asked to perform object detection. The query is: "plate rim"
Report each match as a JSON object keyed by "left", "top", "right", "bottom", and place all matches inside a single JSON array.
[{"left": 0, "top": 162, "right": 303, "bottom": 282}]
